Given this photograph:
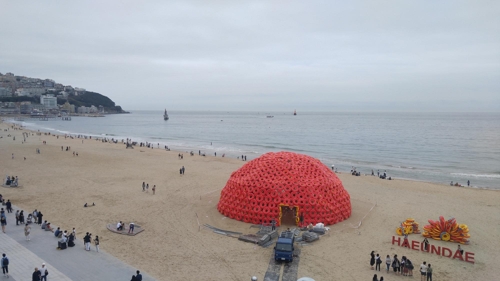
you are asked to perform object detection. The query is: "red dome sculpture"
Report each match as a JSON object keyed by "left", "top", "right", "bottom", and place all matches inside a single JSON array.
[{"left": 217, "top": 152, "right": 351, "bottom": 226}]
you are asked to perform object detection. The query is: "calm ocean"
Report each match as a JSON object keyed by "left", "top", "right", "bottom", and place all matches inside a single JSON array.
[{"left": 8, "top": 111, "right": 500, "bottom": 189}]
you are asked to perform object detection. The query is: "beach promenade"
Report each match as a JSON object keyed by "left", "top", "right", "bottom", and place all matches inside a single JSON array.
[{"left": 1, "top": 204, "right": 155, "bottom": 281}]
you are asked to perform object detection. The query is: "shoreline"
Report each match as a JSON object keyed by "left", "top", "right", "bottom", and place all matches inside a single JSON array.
[
  {"left": 2, "top": 118, "right": 495, "bottom": 190},
  {"left": 1, "top": 120, "right": 499, "bottom": 280}
]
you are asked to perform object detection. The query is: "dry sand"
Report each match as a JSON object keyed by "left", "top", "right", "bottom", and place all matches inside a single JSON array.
[{"left": 1, "top": 121, "right": 499, "bottom": 281}]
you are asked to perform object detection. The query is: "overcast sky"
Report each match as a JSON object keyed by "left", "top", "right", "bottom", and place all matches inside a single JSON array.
[{"left": 1, "top": 1, "right": 499, "bottom": 111}]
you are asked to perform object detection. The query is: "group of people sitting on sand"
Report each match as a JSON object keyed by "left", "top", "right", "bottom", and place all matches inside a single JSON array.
[{"left": 4, "top": 176, "right": 18, "bottom": 187}]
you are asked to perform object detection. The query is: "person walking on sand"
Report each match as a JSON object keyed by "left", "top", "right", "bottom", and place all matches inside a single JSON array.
[
  {"left": 392, "top": 255, "right": 400, "bottom": 275},
  {"left": 375, "top": 253, "right": 382, "bottom": 271},
  {"left": 25, "top": 224, "right": 31, "bottom": 240},
  {"left": 94, "top": 235, "right": 100, "bottom": 252},
  {"left": 426, "top": 264, "right": 433, "bottom": 281},
  {"left": 142, "top": 182, "right": 145, "bottom": 192},
  {"left": 152, "top": 185, "right": 156, "bottom": 195},
  {"left": 182, "top": 166, "right": 185, "bottom": 175},
  {"left": 146, "top": 183, "right": 149, "bottom": 193},
  {"left": 1, "top": 253, "right": 9, "bottom": 278},
  {"left": 385, "top": 255, "right": 391, "bottom": 272},
  {"left": 372, "top": 274, "right": 378, "bottom": 281},
  {"left": 420, "top": 261, "right": 427, "bottom": 281},
  {"left": 370, "top": 251, "right": 375, "bottom": 270},
  {"left": 423, "top": 238, "right": 429, "bottom": 251}
]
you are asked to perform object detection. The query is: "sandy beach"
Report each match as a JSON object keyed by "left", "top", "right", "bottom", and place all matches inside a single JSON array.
[{"left": 1, "top": 121, "right": 499, "bottom": 281}]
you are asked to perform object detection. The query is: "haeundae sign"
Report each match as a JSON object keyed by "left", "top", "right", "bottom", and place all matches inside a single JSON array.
[{"left": 392, "top": 236, "right": 475, "bottom": 264}]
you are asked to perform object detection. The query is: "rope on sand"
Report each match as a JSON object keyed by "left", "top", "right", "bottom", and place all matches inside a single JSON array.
[
  {"left": 348, "top": 201, "right": 377, "bottom": 229},
  {"left": 328, "top": 201, "right": 377, "bottom": 234}
]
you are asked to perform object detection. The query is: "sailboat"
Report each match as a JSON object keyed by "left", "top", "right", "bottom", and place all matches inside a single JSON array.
[
  {"left": 293, "top": 109, "right": 297, "bottom": 116},
  {"left": 163, "top": 109, "right": 169, "bottom": 120}
]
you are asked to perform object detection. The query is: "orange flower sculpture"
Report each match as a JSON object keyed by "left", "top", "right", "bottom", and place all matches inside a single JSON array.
[
  {"left": 395, "top": 218, "right": 421, "bottom": 236},
  {"left": 422, "top": 216, "right": 470, "bottom": 244}
]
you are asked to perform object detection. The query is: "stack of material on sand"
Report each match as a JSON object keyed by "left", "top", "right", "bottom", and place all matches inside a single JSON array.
[{"left": 302, "top": 232, "right": 319, "bottom": 242}]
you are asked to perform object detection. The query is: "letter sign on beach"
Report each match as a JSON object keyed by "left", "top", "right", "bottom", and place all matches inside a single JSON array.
[{"left": 391, "top": 236, "right": 475, "bottom": 264}]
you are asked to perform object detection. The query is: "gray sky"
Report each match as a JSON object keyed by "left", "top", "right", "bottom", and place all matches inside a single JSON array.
[{"left": 1, "top": 1, "right": 499, "bottom": 111}]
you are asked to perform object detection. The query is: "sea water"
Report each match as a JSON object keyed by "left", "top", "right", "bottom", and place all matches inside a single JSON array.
[{"left": 8, "top": 111, "right": 500, "bottom": 189}]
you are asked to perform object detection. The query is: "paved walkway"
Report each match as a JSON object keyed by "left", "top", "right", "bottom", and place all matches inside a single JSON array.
[{"left": 1, "top": 204, "right": 156, "bottom": 281}]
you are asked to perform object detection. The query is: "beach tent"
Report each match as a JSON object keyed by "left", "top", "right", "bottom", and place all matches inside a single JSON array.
[{"left": 217, "top": 152, "right": 351, "bottom": 226}]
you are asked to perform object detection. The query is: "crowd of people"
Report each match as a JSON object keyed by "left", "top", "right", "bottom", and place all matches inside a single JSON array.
[{"left": 370, "top": 250, "right": 433, "bottom": 281}]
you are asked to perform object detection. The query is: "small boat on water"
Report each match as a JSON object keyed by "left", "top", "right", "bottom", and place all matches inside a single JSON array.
[
  {"left": 293, "top": 110, "right": 297, "bottom": 116},
  {"left": 163, "top": 109, "right": 169, "bottom": 120},
  {"left": 267, "top": 115, "right": 274, "bottom": 118}
]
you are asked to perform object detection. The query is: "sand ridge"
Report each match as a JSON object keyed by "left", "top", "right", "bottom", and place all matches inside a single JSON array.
[{"left": 1, "top": 121, "right": 499, "bottom": 281}]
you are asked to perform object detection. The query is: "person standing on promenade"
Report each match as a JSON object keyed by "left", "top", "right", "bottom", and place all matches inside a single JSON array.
[
  {"left": 135, "top": 270, "right": 142, "bottom": 281},
  {"left": 426, "top": 264, "right": 433, "bottom": 281},
  {"left": 271, "top": 219, "right": 276, "bottom": 231},
  {"left": 19, "top": 210, "right": 25, "bottom": 224},
  {"left": 40, "top": 263, "right": 48, "bottom": 281},
  {"left": 1, "top": 253, "right": 9, "bottom": 278},
  {"left": 0, "top": 211, "right": 6, "bottom": 233},
  {"left": 84, "top": 232, "right": 91, "bottom": 251},
  {"left": 94, "top": 235, "right": 100, "bottom": 252},
  {"left": 25, "top": 224, "right": 31, "bottom": 241},
  {"left": 6, "top": 200, "right": 12, "bottom": 213},
  {"left": 15, "top": 210, "right": 20, "bottom": 225},
  {"left": 32, "top": 267, "right": 41, "bottom": 281},
  {"left": 37, "top": 211, "right": 43, "bottom": 225}
]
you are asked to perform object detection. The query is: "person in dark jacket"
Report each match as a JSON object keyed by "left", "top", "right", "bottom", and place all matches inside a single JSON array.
[
  {"left": 32, "top": 267, "right": 41, "bottom": 281},
  {"left": 37, "top": 211, "right": 43, "bottom": 225},
  {"left": 135, "top": 270, "right": 142, "bottom": 281},
  {"left": 5, "top": 200, "right": 12, "bottom": 213}
]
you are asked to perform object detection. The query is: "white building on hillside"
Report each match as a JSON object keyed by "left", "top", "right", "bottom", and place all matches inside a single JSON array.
[
  {"left": 16, "top": 88, "right": 46, "bottom": 97},
  {"left": 40, "top": 94, "right": 58, "bottom": 109}
]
